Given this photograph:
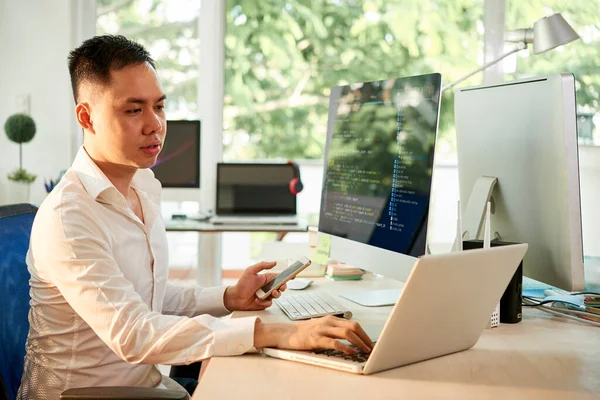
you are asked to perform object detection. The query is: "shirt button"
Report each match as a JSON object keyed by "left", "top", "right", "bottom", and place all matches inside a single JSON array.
[{"left": 238, "top": 345, "right": 246, "bottom": 353}]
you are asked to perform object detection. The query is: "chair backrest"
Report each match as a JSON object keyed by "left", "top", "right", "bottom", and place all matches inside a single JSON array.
[{"left": 0, "top": 204, "right": 37, "bottom": 400}]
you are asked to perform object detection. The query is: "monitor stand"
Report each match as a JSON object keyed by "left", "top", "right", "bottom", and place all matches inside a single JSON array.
[
  {"left": 455, "top": 176, "right": 498, "bottom": 246},
  {"left": 340, "top": 288, "right": 403, "bottom": 307}
]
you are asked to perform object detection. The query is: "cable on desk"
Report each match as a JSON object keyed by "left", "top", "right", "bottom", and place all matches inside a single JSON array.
[
  {"left": 570, "top": 291, "right": 600, "bottom": 296},
  {"left": 522, "top": 297, "right": 590, "bottom": 308},
  {"left": 522, "top": 297, "right": 600, "bottom": 327}
]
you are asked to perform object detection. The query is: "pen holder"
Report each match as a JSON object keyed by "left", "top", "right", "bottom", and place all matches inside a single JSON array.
[{"left": 463, "top": 240, "right": 523, "bottom": 324}]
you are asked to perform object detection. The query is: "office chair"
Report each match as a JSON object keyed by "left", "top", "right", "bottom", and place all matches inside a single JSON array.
[{"left": 0, "top": 204, "right": 187, "bottom": 400}]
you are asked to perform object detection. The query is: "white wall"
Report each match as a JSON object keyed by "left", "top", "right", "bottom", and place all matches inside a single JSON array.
[
  {"left": 579, "top": 146, "right": 600, "bottom": 256},
  {"left": 0, "top": 0, "right": 94, "bottom": 206},
  {"left": 428, "top": 163, "right": 460, "bottom": 253}
]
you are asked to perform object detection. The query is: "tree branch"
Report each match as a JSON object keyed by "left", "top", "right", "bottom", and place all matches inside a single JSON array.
[{"left": 290, "top": 70, "right": 312, "bottom": 106}]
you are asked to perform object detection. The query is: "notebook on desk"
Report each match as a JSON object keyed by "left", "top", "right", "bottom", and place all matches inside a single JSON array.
[
  {"left": 211, "top": 163, "right": 298, "bottom": 225},
  {"left": 262, "top": 244, "right": 528, "bottom": 375}
]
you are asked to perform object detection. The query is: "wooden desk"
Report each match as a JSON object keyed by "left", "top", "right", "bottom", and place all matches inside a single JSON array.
[
  {"left": 164, "top": 219, "right": 307, "bottom": 285},
  {"left": 194, "top": 275, "right": 600, "bottom": 399}
]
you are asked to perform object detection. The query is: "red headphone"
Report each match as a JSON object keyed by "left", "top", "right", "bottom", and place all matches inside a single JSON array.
[{"left": 287, "top": 161, "right": 304, "bottom": 195}]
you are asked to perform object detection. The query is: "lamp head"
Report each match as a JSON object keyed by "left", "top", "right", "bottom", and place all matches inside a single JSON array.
[
  {"left": 532, "top": 13, "right": 580, "bottom": 54},
  {"left": 442, "top": 13, "right": 580, "bottom": 93},
  {"left": 505, "top": 13, "right": 580, "bottom": 54}
]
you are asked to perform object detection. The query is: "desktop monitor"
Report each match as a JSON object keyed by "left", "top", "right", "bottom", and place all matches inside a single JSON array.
[
  {"left": 151, "top": 120, "right": 201, "bottom": 201},
  {"left": 319, "top": 73, "right": 442, "bottom": 283},
  {"left": 455, "top": 73, "right": 584, "bottom": 291}
]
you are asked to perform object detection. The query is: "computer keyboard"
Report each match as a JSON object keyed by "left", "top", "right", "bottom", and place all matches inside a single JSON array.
[
  {"left": 274, "top": 292, "right": 353, "bottom": 321},
  {"left": 313, "top": 343, "right": 375, "bottom": 363}
]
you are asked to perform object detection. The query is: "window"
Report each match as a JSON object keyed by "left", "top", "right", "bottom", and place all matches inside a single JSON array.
[
  {"left": 96, "top": 0, "right": 201, "bottom": 120},
  {"left": 505, "top": 0, "right": 600, "bottom": 145},
  {"left": 224, "top": 0, "right": 486, "bottom": 163},
  {"left": 97, "top": 0, "right": 203, "bottom": 277},
  {"left": 222, "top": 1, "right": 486, "bottom": 262}
]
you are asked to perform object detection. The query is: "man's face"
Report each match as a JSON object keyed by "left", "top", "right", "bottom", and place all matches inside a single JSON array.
[{"left": 82, "top": 62, "right": 167, "bottom": 170}]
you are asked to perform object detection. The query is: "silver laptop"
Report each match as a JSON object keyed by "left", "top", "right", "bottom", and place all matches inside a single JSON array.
[
  {"left": 212, "top": 163, "right": 298, "bottom": 225},
  {"left": 211, "top": 215, "right": 298, "bottom": 225},
  {"left": 262, "top": 244, "right": 528, "bottom": 374}
]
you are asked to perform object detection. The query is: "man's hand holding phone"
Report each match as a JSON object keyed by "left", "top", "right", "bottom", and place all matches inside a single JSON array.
[
  {"left": 255, "top": 257, "right": 311, "bottom": 300},
  {"left": 223, "top": 261, "right": 286, "bottom": 311}
]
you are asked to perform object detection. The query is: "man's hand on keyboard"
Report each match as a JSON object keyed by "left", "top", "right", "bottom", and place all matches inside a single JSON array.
[
  {"left": 254, "top": 315, "right": 374, "bottom": 355},
  {"left": 224, "top": 261, "right": 287, "bottom": 311}
]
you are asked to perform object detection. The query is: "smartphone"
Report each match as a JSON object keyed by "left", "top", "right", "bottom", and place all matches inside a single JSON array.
[{"left": 255, "top": 257, "right": 312, "bottom": 300}]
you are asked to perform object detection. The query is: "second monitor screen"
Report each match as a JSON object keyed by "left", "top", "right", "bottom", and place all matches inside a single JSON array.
[
  {"left": 319, "top": 74, "right": 441, "bottom": 256},
  {"left": 151, "top": 120, "right": 201, "bottom": 188}
]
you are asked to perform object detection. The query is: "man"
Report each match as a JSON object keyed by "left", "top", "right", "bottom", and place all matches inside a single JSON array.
[{"left": 18, "top": 35, "right": 373, "bottom": 399}]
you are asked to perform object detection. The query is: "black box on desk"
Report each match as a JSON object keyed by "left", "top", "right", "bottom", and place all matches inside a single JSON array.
[{"left": 462, "top": 240, "right": 523, "bottom": 324}]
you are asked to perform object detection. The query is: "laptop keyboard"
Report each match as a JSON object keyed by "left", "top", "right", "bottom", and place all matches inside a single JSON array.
[
  {"left": 313, "top": 343, "right": 374, "bottom": 363},
  {"left": 274, "top": 292, "right": 353, "bottom": 321},
  {"left": 211, "top": 216, "right": 298, "bottom": 225}
]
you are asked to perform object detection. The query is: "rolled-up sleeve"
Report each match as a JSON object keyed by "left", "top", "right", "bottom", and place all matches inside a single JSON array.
[{"left": 32, "top": 201, "right": 257, "bottom": 364}]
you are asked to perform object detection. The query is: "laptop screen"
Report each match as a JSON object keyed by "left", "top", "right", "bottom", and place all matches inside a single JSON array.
[{"left": 216, "top": 163, "right": 297, "bottom": 216}]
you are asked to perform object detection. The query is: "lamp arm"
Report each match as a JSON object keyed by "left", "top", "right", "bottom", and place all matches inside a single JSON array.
[{"left": 442, "top": 42, "right": 527, "bottom": 92}]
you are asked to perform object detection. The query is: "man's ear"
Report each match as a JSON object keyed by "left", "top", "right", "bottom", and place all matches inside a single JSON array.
[{"left": 75, "top": 102, "right": 95, "bottom": 134}]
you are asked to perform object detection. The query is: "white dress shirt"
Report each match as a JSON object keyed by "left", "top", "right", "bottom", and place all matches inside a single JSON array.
[{"left": 17, "top": 147, "right": 257, "bottom": 400}]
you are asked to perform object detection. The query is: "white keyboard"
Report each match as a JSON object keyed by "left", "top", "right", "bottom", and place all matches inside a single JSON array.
[{"left": 274, "top": 292, "right": 353, "bottom": 321}]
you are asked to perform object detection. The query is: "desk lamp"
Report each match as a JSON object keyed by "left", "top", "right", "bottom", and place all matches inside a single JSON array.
[{"left": 442, "top": 13, "right": 580, "bottom": 92}]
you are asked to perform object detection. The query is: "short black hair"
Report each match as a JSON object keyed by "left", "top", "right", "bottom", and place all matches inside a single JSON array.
[{"left": 68, "top": 35, "right": 156, "bottom": 103}]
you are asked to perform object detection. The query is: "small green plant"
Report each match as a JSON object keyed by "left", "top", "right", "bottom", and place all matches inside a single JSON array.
[
  {"left": 8, "top": 168, "right": 37, "bottom": 183},
  {"left": 4, "top": 113, "right": 37, "bottom": 183}
]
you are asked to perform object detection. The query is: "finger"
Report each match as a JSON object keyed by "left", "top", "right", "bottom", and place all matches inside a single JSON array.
[
  {"left": 261, "top": 273, "right": 279, "bottom": 284},
  {"left": 349, "top": 321, "right": 374, "bottom": 350},
  {"left": 319, "top": 338, "right": 357, "bottom": 355},
  {"left": 247, "top": 261, "right": 277, "bottom": 274},
  {"left": 254, "top": 298, "right": 272, "bottom": 308},
  {"left": 323, "top": 327, "right": 371, "bottom": 354},
  {"left": 329, "top": 318, "right": 374, "bottom": 350},
  {"left": 278, "top": 283, "right": 287, "bottom": 292},
  {"left": 270, "top": 290, "right": 282, "bottom": 298}
]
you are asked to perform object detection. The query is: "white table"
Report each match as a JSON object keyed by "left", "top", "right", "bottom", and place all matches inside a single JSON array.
[{"left": 164, "top": 219, "right": 308, "bottom": 285}]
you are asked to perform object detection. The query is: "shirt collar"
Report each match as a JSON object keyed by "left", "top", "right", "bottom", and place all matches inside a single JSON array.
[{"left": 72, "top": 146, "right": 162, "bottom": 206}]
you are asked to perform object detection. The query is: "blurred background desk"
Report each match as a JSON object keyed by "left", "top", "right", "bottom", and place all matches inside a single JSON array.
[
  {"left": 195, "top": 276, "right": 600, "bottom": 400},
  {"left": 164, "top": 219, "right": 307, "bottom": 235},
  {"left": 164, "top": 219, "right": 308, "bottom": 286}
]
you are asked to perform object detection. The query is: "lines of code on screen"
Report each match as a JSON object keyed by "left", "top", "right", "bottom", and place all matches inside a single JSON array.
[{"left": 319, "top": 74, "right": 441, "bottom": 256}]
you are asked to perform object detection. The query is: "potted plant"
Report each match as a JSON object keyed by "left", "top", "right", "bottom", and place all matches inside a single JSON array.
[{"left": 4, "top": 113, "right": 37, "bottom": 203}]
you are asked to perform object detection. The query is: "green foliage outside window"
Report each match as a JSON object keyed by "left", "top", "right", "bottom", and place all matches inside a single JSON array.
[
  {"left": 97, "top": 0, "right": 600, "bottom": 159},
  {"left": 97, "top": 0, "right": 201, "bottom": 119},
  {"left": 224, "top": 0, "right": 485, "bottom": 160}
]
